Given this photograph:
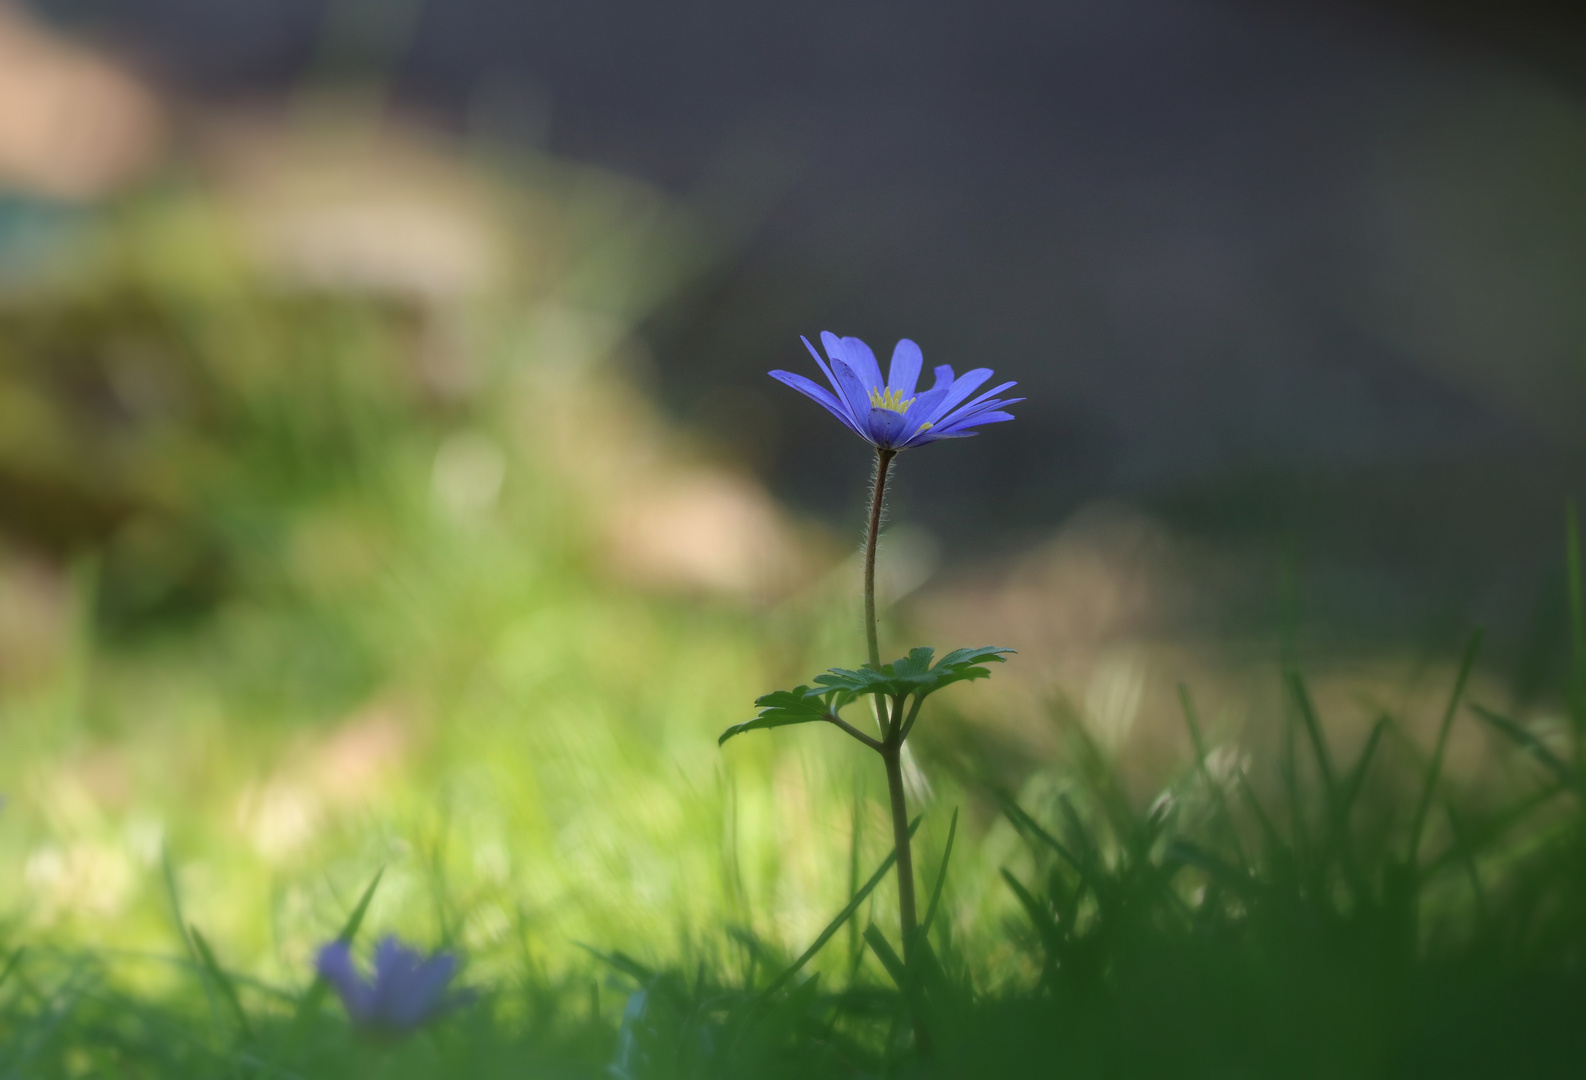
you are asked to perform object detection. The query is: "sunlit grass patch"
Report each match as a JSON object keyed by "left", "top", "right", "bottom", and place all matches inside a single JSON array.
[{"left": 3, "top": 124, "right": 1586, "bottom": 1078}]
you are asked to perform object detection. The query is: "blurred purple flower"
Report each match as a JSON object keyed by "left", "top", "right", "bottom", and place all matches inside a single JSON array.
[
  {"left": 315, "top": 936, "right": 465, "bottom": 1033},
  {"left": 770, "top": 332, "right": 1021, "bottom": 451}
]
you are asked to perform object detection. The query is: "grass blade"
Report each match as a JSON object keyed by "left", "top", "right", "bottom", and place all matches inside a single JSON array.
[
  {"left": 1235, "top": 770, "right": 1286, "bottom": 858},
  {"left": 999, "top": 796, "right": 1086, "bottom": 876},
  {"left": 1279, "top": 682, "right": 1310, "bottom": 867},
  {"left": 160, "top": 851, "right": 223, "bottom": 1038},
  {"left": 576, "top": 945, "right": 654, "bottom": 984},
  {"left": 848, "top": 787, "right": 864, "bottom": 970},
  {"left": 1165, "top": 840, "right": 1257, "bottom": 898},
  {"left": 292, "top": 866, "right": 384, "bottom": 1025},
  {"left": 1000, "top": 869, "right": 1062, "bottom": 977},
  {"left": 0, "top": 947, "right": 22, "bottom": 993},
  {"left": 1419, "top": 783, "right": 1569, "bottom": 882},
  {"left": 759, "top": 815, "right": 922, "bottom": 1001},
  {"left": 915, "top": 808, "right": 959, "bottom": 950},
  {"left": 1568, "top": 501, "right": 1585, "bottom": 764},
  {"left": 862, "top": 924, "right": 909, "bottom": 990},
  {"left": 1058, "top": 796, "right": 1102, "bottom": 879},
  {"left": 1443, "top": 800, "right": 1487, "bottom": 925},
  {"left": 1471, "top": 704, "right": 1579, "bottom": 791},
  {"left": 1180, "top": 685, "right": 1248, "bottom": 871},
  {"left": 331, "top": 866, "right": 386, "bottom": 947},
  {"left": 1286, "top": 671, "right": 1338, "bottom": 809},
  {"left": 1407, "top": 628, "right": 1484, "bottom": 868},
  {"left": 190, "top": 927, "right": 253, "bottom": 1040},
  {"left": 1340, "top": 716, "right": 1390, "bottom": 820}
]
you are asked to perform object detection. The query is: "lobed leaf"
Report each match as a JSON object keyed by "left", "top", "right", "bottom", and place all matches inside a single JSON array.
[
  {"left": 718, "top": 685, "right": 837, "bottom": 746},
  {"left": 723, "top": 648, "right": 1013, "bottom": 747},
  {"left": 815, "top": 646, "right": 1014, "bottom": 702}
]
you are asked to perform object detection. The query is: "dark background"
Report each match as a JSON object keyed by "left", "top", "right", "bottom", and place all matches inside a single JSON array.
[{"left": 38, "top": 0, "right": 1586, "bottom": 653}]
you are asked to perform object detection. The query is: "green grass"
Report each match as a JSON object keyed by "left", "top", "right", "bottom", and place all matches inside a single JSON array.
[{"left": 3, "top": 178, "right": 1586, "bottom": 1077}]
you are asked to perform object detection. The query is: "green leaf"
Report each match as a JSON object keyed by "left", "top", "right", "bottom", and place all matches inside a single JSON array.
[
  {"left": 718, "top": 685, "right": 836, "bottom": 746},
  {"left": 815, "top": 646, "right": 1014, "bottom": 702},
  {"left": 724, "top": 648, "right": 1013, "bottom": 748},
  {"left": 933, "top": 645, "right": 1015, "bottom": 671}
]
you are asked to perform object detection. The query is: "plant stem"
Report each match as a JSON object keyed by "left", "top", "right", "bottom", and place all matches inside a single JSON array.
[
  {"left": 862, "top": 449, "right": 918, "bottom": 963},
  {"left": 882, "top": 743, "right": 920, "bottom": 961},
  {"left": 864, "top": 449, "right": 896, "bottom": 671}
]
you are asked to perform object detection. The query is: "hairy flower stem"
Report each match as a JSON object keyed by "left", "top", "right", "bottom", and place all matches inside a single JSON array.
[
  {"left": 864, "top": 449, "right": 896, "bottom": 672},
  {"left": 863, "top": 448, "right": 919, "bottom": 965}
]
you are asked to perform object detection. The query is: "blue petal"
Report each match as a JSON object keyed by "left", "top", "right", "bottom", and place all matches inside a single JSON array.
[
  {"left": 866, "top": 407, "right": 909, "bottom": 447},
  {"left": 923, "top": 368, "right": 994, "bottom": 423},
  {"left": 819, "top": 331, "right": 848, "bottom": 368},
  {"left": 370, "top": 937, "right": 423, "bottom": 1022},
  {"left": 837, "top": 334, "right": 885, "bottom": 395},
  {"left": 814, "top": 335, "right": 872, "bottom": 419},
  {"left": 316, "top": 942, "right": 374, "bottom": 1022},
  {"left": 952, "top": 395, "right": 1025, "bottom": 423},
  {"left": 887, "top": 339, "right": 922, "bottom": 398},
  {"left": 936, "top": 402, "right": 1019, "bottom": 437},
  {"left": 935, "top": 398, "right": 1023, "bottom": 434},
  {"left": 769, "top": 369, "right": 844, "bottom": 412},
  {"left": 778, "top": 333, "right": 1018, "bottom": 452},
  {"left": 936, "top": 409, "right": 1017, "bottom": 435},
  {"left": 391, "top": 953, "right": 459, "bottom": 1028},
  {"left": 373, "top": 936, "right": 421, "bottom": 980},
  {"left": 769, "top": 369, "right": 865, "bottom": 437},
  {"left": 902, "top": 385, "right": 948, "bottom": 424},
  {"left": 802, "top": 335, "right": 872, "bottom": 429},
  {"left": 828, "top": 359, "right": 878, "bottom": 442},
  {"left": 801, "top": 336, "right": 846, "bottom": 397},
  {"left": 953, "top": 380, "right": 1017, "bottom": 417},
  {"left": 895, "top": 387, "right": 950, "bottom": 445}
]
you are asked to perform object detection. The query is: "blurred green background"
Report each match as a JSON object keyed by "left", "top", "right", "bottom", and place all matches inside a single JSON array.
[
  {"left": 3, "top": 5, "right": 1586, "bottom": 1073},
  {"left": 0, "top": 75, "right": 1037, "bottom": 996}
]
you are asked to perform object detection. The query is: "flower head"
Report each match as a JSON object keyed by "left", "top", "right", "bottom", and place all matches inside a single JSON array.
[
  {"left": 770, "top": 332, "right": 1021, "bottom": 451},
  {"left": 315, "top": 936, "right": 466, "bottom": 1033}
]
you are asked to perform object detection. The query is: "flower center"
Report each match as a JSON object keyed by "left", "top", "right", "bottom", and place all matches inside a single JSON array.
[{"left": 868, "top": 387, "right": 915, "bottom": 414}]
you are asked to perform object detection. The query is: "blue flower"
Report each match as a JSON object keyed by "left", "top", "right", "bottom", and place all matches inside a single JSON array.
[
  {"left": 316, "top": 936, "right": 466, "bottom": 1033},
  {"left": 770, "top": 332, "right": 1021, "bottom": 450}
]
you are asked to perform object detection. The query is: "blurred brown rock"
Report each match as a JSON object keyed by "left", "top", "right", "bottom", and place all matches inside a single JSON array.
[
  {"left": 0, "top": 3, "right": 164, "bottom": 201},
  {"left": 200, "top": 112, "right": 510, "bottom": 303},
  {"left": 606, "top": 468, "right": 813, "bottom": 602},
  {"left": 0, "top": 549, "right": 72, "bottom": 687}
]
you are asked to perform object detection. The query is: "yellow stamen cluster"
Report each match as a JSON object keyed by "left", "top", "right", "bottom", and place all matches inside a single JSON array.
[{"left": 868, "top": 387, "right": 915, "bottom": 414}]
